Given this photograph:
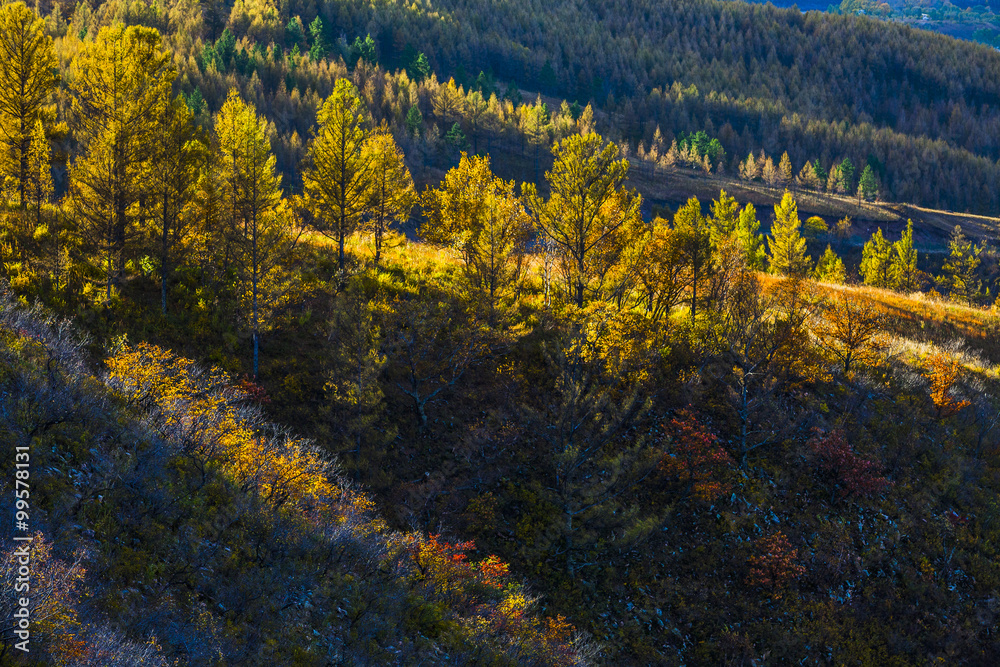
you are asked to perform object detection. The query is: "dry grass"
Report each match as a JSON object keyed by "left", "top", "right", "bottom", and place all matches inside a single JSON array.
[{"left": 798, "top": 277, "right": 1000, "bottom": 381}]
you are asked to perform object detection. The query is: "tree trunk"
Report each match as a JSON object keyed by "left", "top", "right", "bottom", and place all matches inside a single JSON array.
[{"left": 161, "top": 195, "right": 169, "bottom": 316}]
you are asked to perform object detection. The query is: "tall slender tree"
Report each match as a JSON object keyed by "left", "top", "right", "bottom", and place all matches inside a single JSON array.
[
  {"left": 709, "top": 189, "right": 740, "bottom": 246},
  {"left": 216, "top": 91, "right": 298, "bottom": 378},
  {"left": 151, "top": 97, "right": 206, "bottom": 315},
  {"left": 673, "top": 197, "right": 713, "bottom": 320},
  {"left": 524, "top": 131, "right": 641, "bottom": 307},
  {"left": 70, "top": 24, "right": 174, "bottom": 303},
  {"left": 734, "top": 203, "right": 767, "bottom": 271},
  {"left": 767, "top": 192, "right": 810, "bottom": 277},
  {"left": 0, "top": 2, "right": 57, "bottom": 206},
  {"left": 890, "top": 219, "right": 920, "bottom": 292},
  {"left": 363, "top": 129, "right": 416, "bottom": 268},
  {"left": 24, "top": 118, "right": 50, "bottom": 228},
  {"left": 302, "top": 79, "right": 374, "bottom": 274}
]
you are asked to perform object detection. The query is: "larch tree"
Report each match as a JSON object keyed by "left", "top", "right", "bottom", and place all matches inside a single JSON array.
[
  {"left": 152, "top": 96, "right": 206, "bottom": 315},
  {"left": 937, "top": 225, "right": 985, "bottom": 305},
  {"left": 524, "top": 131, "right": 642, "bottom": 307},
  {"left": 302, "top": 79, "right": 374, "bottom": 274},
  {"left": 673, "top": 196, "right": 713, "bottom": 320},
  {"left": 796, "top": 161, "right": 821, "bottom": 190},
  {"left": 739, "top": 151, "right": 759, "bottom": 181},
  {"left": 69, "top": 24, "right": 174, "bottom": 304},
  {"left": 432, "top": 77, "right": 465, "bottom": 125},
  {"left": 734, "top": 202, "right": 767, "bottom": 271},
  {"left": 814, "top": 245, "right": 846, "bottom": 284},
  {"left": 363, "top": 129, "right": 416, "bottom": 268},
  {"left": 422, "top": 153, "right": 532, "bottom": 325},
  {"left": 465, "top": 90, "right": 488, "bottom": 153},
  {"left": 860, "top": 228, "right": 893, "bottom": 288},
  {"left": 0, "top": 1, "right": 57, "bottom": 206},
  {"left": 24, "top": 118, "right": 51, "bottom": 228},
  {"left": 825, "top": 163, "right": 841, "bottom": 193},
  {"left": 709, "top": 189, "right": 740, "bottom": 245},
  {"left": 216, "top": 90, "right": 299, "bottom": 379},
  {"left": 761, "top": 155, "right": 779, "bottom": 186},
  {"left": 767, "top": 192, "right": 811, "bottom": 277},
  {"left": 890, "top": 219, "right": 920, "bottom": 292},
  {"left": 778, "top": 151, "right": 793, "bottom": 188}
]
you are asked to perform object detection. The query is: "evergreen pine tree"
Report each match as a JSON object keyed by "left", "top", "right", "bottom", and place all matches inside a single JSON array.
[
  {"left": 890, "top": 219, "right": 920, "bottom": 292},
  {"left": 734, "top": 203, "right": 767, "bottom": 271},
  {"left": 812, "top": 160, "right": 828, "bottom": 185},
  {"left": 860, "top": 228, "right": 893, "bottom": 288},
  {"left": 405, "top": 105, "right": 423, "bottom": 136},
  {"left": 409, "top": 52, "right": 430, "bottom": 82},
  {"left": 937, "top": 225, "right": 985, "bottom": 305},
  {"left": 858, "top": 164, "right": 878, "bottom": 202},
  {"left": 814, "top": 245, "right": 846, "bottom": 283},
  {"left": 767, "top": 192, "right": 811, "bottom": 276},
  {"left": 837, "top": 157, "right": 855, "bottom": 194}
]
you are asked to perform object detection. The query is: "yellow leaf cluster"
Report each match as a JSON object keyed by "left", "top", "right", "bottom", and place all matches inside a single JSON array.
[{"left": 106, "top": 341, "right": 338, "bottom": 513}]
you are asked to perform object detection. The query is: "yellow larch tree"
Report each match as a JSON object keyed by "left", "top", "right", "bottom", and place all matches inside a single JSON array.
[
  {"left": 524, "top": 131, "right": 642, "bottom": 307},
  {"left": 422, "top": 152, "right": 533, "bottom": 324},
  {"left": 0, "top": 2, "right": 57, "bottom": 206},
  {"left": 69, "top": 24, "right": 174, "bottom": 304},
  {"left": 302, "top": 78, "right": 374, "bottom": 274},
  {"left": 215, "top": 90, "right": 300, "bottom": 379},
  {"left": 362, "top": 128, "right": 416, "bottom": 268}
]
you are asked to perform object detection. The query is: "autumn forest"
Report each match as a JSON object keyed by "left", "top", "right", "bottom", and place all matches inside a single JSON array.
[{"left": 1, "top": 0, "right": 1000, "bottom": 664}]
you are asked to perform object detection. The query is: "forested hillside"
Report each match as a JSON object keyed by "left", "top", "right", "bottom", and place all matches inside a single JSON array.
[
  {"left": 15, "top": 0, "right": 1000, "bottom": 215},
  {"left": 261, "top": 0, "right": 1000, "bottom": 212},
  {"left": 2, "top": 0, "right": 1000, "bottom": 664}
]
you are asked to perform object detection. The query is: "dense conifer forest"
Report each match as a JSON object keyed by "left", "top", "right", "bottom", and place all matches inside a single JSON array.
[{"left": 2, "top": 0, "right": 1000, "bottom": 664}]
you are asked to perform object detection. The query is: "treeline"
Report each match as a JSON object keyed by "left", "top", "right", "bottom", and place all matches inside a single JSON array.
[
  {"left": 1, "top": 0, "right": 993, "bottom": 390},
  {"left": 10, "top": 0, "right": 1000, "bottom": 216},
  {"left": 272, "top": 0, "right": 1000, "bottom": 213}
]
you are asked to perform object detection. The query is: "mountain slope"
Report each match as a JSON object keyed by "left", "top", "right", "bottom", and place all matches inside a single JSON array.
[{"left": 0, "top": 287, "right": 587, "bottom": 665}]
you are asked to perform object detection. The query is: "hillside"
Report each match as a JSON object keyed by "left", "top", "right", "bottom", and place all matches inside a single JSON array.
[
  {"left": 0, "top": 287, "right": 587, "bottom": 664},
  {"left": 303, "top": 0, "right": 1000, "bottom": 212},
  {"left": 3, "top": 0, "right": 1000, "bottom": 664}
]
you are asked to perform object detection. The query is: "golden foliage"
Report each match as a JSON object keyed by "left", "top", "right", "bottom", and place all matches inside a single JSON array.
[
  {"left": 812, "top": 293, "right": 887, "bottom": 375},
  {"left": 925, "top": 352, "right": 971, "bottom": 418},
  {"left": 106, "top": 341, "right": 337, "bottom": 512}
]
